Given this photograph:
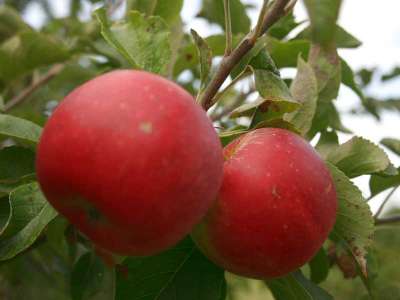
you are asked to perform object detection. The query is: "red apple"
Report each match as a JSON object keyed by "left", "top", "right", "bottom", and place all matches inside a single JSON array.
[
  {"left": 36, "top": 70, "right": 223, "bottom": 256},
  {"left": 192, "top": 128, "right": 337, "bottom": 279}
]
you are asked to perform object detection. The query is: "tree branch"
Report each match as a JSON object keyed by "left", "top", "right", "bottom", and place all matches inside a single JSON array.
[
  {"left": 250, "top": 0, "right": 269, "bottom": 44},
  {"left": 375, "top": 215, "right": 400, "bottom": 226},
  {"left": 374, "top": 186, "right": 398, "bottom": 219},
  {"left": 224, "top": 0, "right": 233, "bottom": 56},
  {"left": 198, "top": 0, "right": 292, "bottom": 110},
  {"left": 4, "top": 64, "right": 64, "bottom": 112}
]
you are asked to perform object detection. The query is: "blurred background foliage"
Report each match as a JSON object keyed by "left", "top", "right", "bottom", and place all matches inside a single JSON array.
[{"left": 0, "top": 0, "right": 399, "bottom": 299}]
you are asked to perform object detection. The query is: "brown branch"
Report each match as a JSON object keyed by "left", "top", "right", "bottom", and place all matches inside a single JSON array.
[
  {"left": 4, "top": 64, "right": 64, "bottom": 112},
  {"left": 198, "top": 0, "right": 292, "bottom": 110},
  {"left": 224, "top": 0, "right": 233, "bottom": 55},
  {"left": 250, "top": 0, "right": 270, "bottom": 44},
  {"left": 375, "top": 215, "right": 400, "bottom": 226}
]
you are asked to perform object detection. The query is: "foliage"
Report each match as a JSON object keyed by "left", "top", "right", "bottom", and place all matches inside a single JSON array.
[{"left": 0, "top": 0, "right": 399, "bottom": 299}]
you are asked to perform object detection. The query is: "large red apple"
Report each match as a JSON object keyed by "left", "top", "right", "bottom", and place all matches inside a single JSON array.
[
  {"left": 192, "top": 128, "right": 337, "bottom": 279},
  {"left": 36, "top": 70, "right": 223, "bottom": 256}
]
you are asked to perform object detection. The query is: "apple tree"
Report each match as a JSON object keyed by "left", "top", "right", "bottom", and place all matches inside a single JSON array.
[{"left": 0, "top": 0, "right": 399, "bottom": 299}]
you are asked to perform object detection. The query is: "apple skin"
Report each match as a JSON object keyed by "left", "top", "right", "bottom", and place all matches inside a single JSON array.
[
  {"left": 36, "top": 70, "right": 223, "bottom": 256},
  {"left": 192, "top": 128, "right": 337, "bottom": 279}
]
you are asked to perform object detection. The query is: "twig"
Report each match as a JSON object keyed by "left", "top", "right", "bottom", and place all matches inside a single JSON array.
[
  {"left": 284, "top": 0, "right": 298, "bottom": 13},
  {"left": 224, "top": 0, "right": 233, "bottom": 56},
  {"left": 211, "top": 90, "right": 252, "bottom": 121},
  {"left": 250, "top": 0, "right": 270, "bottom": 44},
  {"left": 366, "top": 194, "right": 374, "bottom": 202},
  {"left": 4, "top": 64, "right": 64, "bottom": 112},
  {"left": 211, "top": 67, "right": 252, "bottom": 106},
  {"left": 198, "top": 0, "right": 292, "bottom": 110},
  {"left": 375, "top": 215, "right": 400, "bottom": 226},
  {"left": 374, "top": 186, "right": 398, "bottom": 219}
]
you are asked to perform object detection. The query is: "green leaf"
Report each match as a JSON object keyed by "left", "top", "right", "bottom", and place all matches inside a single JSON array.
[
  {"left": 308, "top": 45, "right": 341, "bottom": 98},
  {"left": 219, "top": 129, "right": 248, "bottom": 147},
  {"left": 382, "top": 66, "right": 400, "bottom": 82},
  {"left": 266, "top": 270, "right": 333, "bottom": 300},
  {"left": 369, "top": 169, "right": 400, "bottom": 197},
  {"left": 190, "top": 29, "right": 212, "bottom": 95},
  {"left": 269, "top": 13, "right": 301, "bottom": 40},
  {"left": 198, "top": 0, "right": 250, "bottom": 34},
  {"left": 248, "top": 47, "right": 279, "bottom": 75},
  {"left": 0, "top": 94, "right": 4, "bottom": 112},
  {"left": 174, "top": 34, "right": 243, "bottom": 76},
  {"left": 231, "top": 72, "right": 297, "bottom": 118},
  {"left": 254, "top": 118, "right": 300, "bottom": 134},
  {"left": 0, "top": 146, "right": 36, "bottom": 197},
  {"left": 0, "top": 113, "right": 42, "bottom": 144},
  {"left": 0, "top": 182, "right": 58, "bottom": 260},
  {"left": 308, "top": 101, "right": 351, "bottom": 139},
  {"left": 309, "top": 248, "right": 330, "bottom": 284},
  {"left": 0, "top": 146, "right": 35, "bottom": 183},
  {"left": 0, "top": 5, "right": 31, "bottom": 42},
  {"left": 127, "top": 0, "right": 157, "bottom": 15},
  {"left": 232, "top": 48, "right": 299, "bottom": 120},
  {"left": 152, "top": 0, "right": 184, "bottom": 25},
  {"left": 231, "top": 49, "right": 299, "bottom": 122},
  {"left": 363, "top": 98, "right": 400, "bottom": 118},
  {"left": 285, "top": 56, "right": 318, "bottom": 136},
  {"left": 0, "top": 31, "right": 69, "bottom": 81},
  {"left": 327, "top": 137, "right": 391, "bottom": 178},
  {"left": 327, "top": 163, "right": 374, "bottom": 276},
  {"left": 71, "top": 252, "right": 115, "bottom": 300},
  {"left": 307, "top": 46, "right": 347, "bottom": 138},
  {"left": 341, "top": 59, "right": 365, "bottom": 104},
  {"left": 0, "top": 196, "right": 10, "bottom": 235},
  {"left": 0, "top": 175, "right": 36, "bottom": 198},
  {"left": 267, "top": 37, "right": 310, "bottom": 68},
  {"left": 381, "top": 138, "right": 400, "bottom": 156},
  {"left": 231, "top": 37, "right": 273, "bottom": 79},
  {"left": 357, "top": 68, "right": 374, "bottom": 87},
  {"left": 167, "top": 17, "right": 184, "bottom": 78},
  {"left": 303, "top": 0, "right": 342, "bottom": 47},
  {"left": 336, "top": 26, "right": 362, "bottom": 48},
  {"left": 116, "top": 237, "right": 226, "bottom": 300},
  {"left": 0, "top": 182, "right": 45, "bottom": 239},
  {"left": 296, "top": 25, "right": 361, "bottom": 49},
  {"left": 378, "top": 163, "right": 399, "bottom": 176},
  {"left": 249, "top": 70, "right": 299, "bottom": 126},
  {"left": 95, "top": 8, "right": 171, "bottom": 75},
  {"left": 315, "top": 130, "right": 339, "bottom": 159},
  {"left": 128, "top": 0, "right": 184, "bottom": 25},
  {"left": 334, "top": 26, "right": 362, "bottom": 48}
]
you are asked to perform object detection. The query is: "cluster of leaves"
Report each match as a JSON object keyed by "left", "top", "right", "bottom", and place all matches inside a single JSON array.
[
  {"left": 0, "top": 0, "right": 399, "bottom": 299},
  {"left": 347, "top": 66, "right": 400, "bottom": 119}
]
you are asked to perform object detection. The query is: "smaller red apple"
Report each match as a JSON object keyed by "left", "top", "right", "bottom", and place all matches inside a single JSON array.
[{"left": 192, "top": 128, "right": 337, "bottom": 279}]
